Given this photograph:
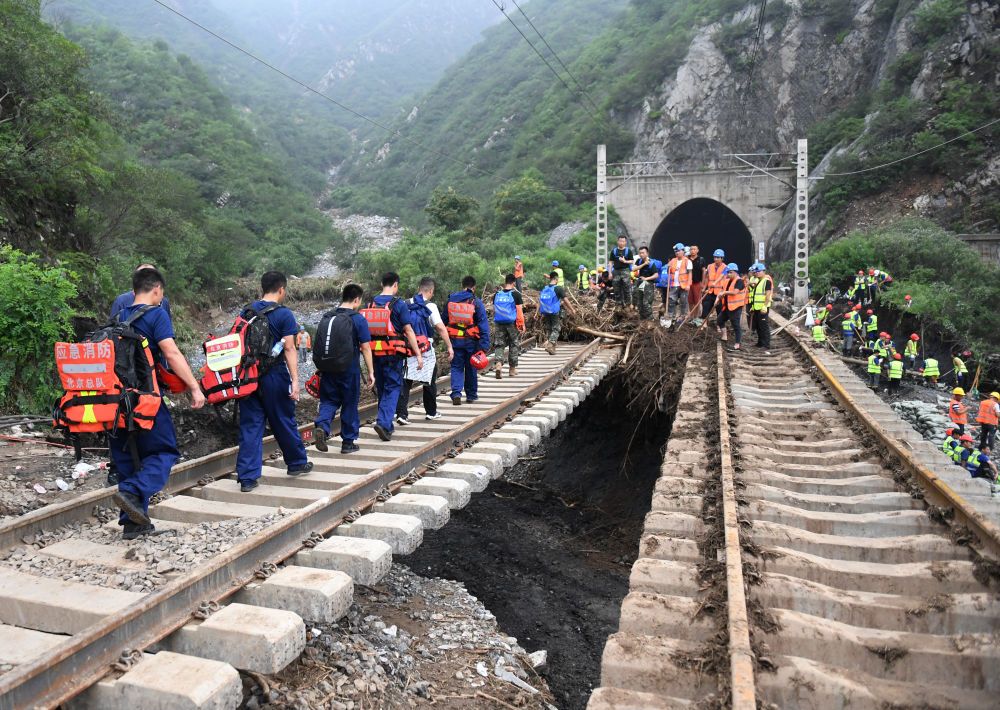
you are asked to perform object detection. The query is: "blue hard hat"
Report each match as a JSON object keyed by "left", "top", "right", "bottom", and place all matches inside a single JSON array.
[
  {"left": 578, "top": 264, "right": 586, "bottom": 270},
  {"left": 673, "top": 242, "right": 685, "bottom": 251},
  {"left": 713, "top": 249, "right": 725, "bottom": 258},
  {"left": 748, "top": 263, "right": 759, "bottom": 272},
  {"left": 514, "top": 255, "right": 521, "bottom": 260},
  {"left": 756, "top": 261, "right": 766, "bottom": 270},
  {"left": 725, "top": 262, "right": 739, "bottom": 273},
  {"left": 552, "top": 260, "right": 559, "bottom": 266}
]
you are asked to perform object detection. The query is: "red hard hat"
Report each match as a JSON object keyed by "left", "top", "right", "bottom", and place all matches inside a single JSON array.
[
  {"left": 946, "top": 428, "right": 954, "bottom": 435},
  {"left": 826, "top": 304, "right": 833, "bottom": 311},
  {"left": 960, "top": 434, "right": 974, "bottom": 443},
  {"left": 868, "top": 269, "right": 875, "bottom": 275},
  {"left": 866, "top": 309, "right": 873, "bottom": 315},
  {"left": 962, "top": 350, "right": 972, "bottom": 357},
  {"left": 843, "top": 313, "right": 851, "bottom": 319},
  {"left": 470, "top": 350, "right": 490, "bottom": 371},
  {"left": 853, "top": 304, "right": 862, "bottom": 311},
  {"left": 893, "top": 353, "right": 901, "bottom": 360},
  {"left": 910, "top": 334, "right": 919, "bottom": 341},
  {"left": 857, "top": 270, "right": 863, "bottom": 274}
]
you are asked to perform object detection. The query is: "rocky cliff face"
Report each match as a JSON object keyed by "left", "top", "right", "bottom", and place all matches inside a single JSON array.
[{"left": 628, "top": 0, "right": 999, "bottom": 256}]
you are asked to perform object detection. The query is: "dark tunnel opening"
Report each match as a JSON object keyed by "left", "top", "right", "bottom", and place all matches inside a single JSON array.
[{"left": 648, "top": 198, "right": 754, "bottom": 270}]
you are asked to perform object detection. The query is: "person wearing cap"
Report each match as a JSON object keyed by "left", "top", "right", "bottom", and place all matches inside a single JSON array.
[
  {"left": 957, "top": 434, "right": 999, "bottom": 495},
  {"left": 717, "top": 263, "right": 746, "bottom": 349},
  {"left": 864, "top": 309, "right": 878, "bottom": 340},
  {"left": 664, "top": 243, "right": 692, "bottom": 326},
  {"left": 866, "top": 348, "right": 883, "bottom": 388},
  {"left": 575, "top": 265, "right": 589, "bottom": 291},
  {"left": 952, "top": 350, "right": 970, "bottom": 391},
  {"left": 687, "top": 244, "right": 707, "bottom": 319},
  {"left": 610, "top": 235, "right": 635, "bottom": 309},
  {"left": 887, "top": 353, "right": 904, "bottom": 394},
  {"left": 513, "top": 256, "right": 525, "bottom": 293},
  {"left": 921, "top": 355, "right": 940, "bottom": 385},
  {"left": 976, "top": 391, "right": 1000, "bottom": 452},
  {"left": 904, "top": 333, "right": 920, "bottom": 370},
  {"left": 551, "top": 260, "right": 564, "bottom": 288},
  {"left": 941, "top": 427, "right": 960, "bottom": 461},
  {"left": 748, "top": 262, "right": 773, "bottom": 350},
  {"left": 702, "top": 249, "right": 727, "bottom": 318},
  {"left": 840, "top": 313, "right": 855, "bottom": 356},
  {"left": 949, "top": 387, "right": 969, "bottom": 436}
]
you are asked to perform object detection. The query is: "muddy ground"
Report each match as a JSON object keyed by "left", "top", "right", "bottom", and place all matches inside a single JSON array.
[{"left": 406, "top": 380, "right": 673, "bottom": 710}]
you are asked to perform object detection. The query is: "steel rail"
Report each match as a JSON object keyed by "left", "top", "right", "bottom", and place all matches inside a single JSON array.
[
  {"left": 0, "top": 338, "right": 540, "bottom": 551},
  {"left": 0, "top": 338, "right": 590, "bottom": 710},
  {"left": 773, "top": 313, "right": 1000, "bottom": 560},
  {"left": 715, "top": 343, "right": 757, "bottom": 708}
]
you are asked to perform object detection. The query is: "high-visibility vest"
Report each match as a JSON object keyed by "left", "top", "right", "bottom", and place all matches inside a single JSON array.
[
  {"left": 553, "top": 267, "right": 564, "bottom": 287},
  {"left": 963, "top": 447, "right": 986, "bottom": 475},
  {"left": 667, "top": 258, "right": 692, "bottom": 289},
  {"left": 576, "top": 271, "right": 588, "bottom": 289},
  {"left": 815, "top": 308, "right": 829, "bottom": 324},
  {"left": 976, "top": 400, "right": 999, "bottom": 426},
  {"left": 750, "top": 275, "right": 772, "bottom": 311},
  {"left": 941, "top": 435, "right": 956, "bottom": 456},
  {"left": 865, "top": 315, "right": 878, "bottom": 334},
  {"left": 923, "top": 358, "right": 940, "bottom": 377},
  {"left": 850, "top": 312, "right": 863, "bottom": 330},
  {"left": 949, "top": 398, "right": 968, "bottom": 424},
  {"left": 953, "top": 356, "right": 968, "bottom": 374},
  {"left": 867, "top": 355, "right": 881, "bottom": 374},
  {"left": 705, "top": 262, "right": 727, "bottom": 294},
  {"left": 723, "top": 275, "right": 746, "bottom": 311},
  {"left": 889, "top": 360, "right": 903, "bottom": 380},
  {"left": 514, "top": 262, "right": 524, "bottom": 278},
  {"left": 950, "top": 444, "right": 964, "bottom": 464},
  {"left": 296, "top": 332, "right": 311, "bottom": 348},
  {"left": 904, "top": 340, "right": 918, "bottom": 358},
  {"left": 842, "top": 319, "right": 854, "bottom": 334},
  {"left": 812, "top": 325, "right": 826, "bottom": 343},
  {"left": 874, "top": 341, "right": 889, "bottom": 358}
]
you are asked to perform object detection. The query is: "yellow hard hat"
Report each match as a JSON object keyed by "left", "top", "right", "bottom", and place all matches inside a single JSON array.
[
  {"left": 597, "top": 266, "right": 605, "bottom": 272},
  {"left": 952, "top": 387, "right": 965, "bottom": 396},
  {"left": 991, "top": 391, "right": 1000, "bottom": 400}
]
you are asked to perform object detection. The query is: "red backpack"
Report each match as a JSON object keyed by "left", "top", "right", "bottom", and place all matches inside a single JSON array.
[
  {"left": 53, "top": 305, "right": 162, "bottom": 460},
  {"left": 199, "top": 303, "right": 281, "bottom": 405}
]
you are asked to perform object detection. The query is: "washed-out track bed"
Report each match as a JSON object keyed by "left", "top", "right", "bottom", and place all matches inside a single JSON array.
[
  {"left": 590, "top": 325, "right": 1000, "bottom": 709},
  {"left": 0, "top": 339, "right": 622, "bottom": 709}
]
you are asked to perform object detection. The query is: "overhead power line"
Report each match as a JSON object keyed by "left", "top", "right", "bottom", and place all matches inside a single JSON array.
[
  {"left": 490, "top": 0, "right": 603, "bottom": 124},
  {"left": 507, "top": 0, "right": 603, "bottom": 116},
  {"left": 739, "top": 0, "right": 768, "bottom": 107},
  {"left": 823, "top": 117, "right": 1000, "bottom": 176},
  {"left": 148, "top": 0, "right": 590, "bottom": 195}
]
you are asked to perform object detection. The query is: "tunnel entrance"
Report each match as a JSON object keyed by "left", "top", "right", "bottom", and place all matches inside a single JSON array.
[{"left": 649, "top": 198, "right": 754, "bottom": 270}]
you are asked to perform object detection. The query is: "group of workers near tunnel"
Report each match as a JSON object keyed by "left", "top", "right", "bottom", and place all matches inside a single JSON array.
[
  {"left": 53, "top": 261, "right": 582, "bottom": 540},
  {"left": 543, "top": 235, "right": 775, "bottom": 352}
]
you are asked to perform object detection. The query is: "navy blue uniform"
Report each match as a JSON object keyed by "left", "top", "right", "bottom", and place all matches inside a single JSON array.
[
  {"left": 447, "top": 290, "right": 491, "bottom": 401},
  {"left": 109, "top": 304, "right": 179, "bottom": 526},
  {"left": 111, "top": 291, "right": 171, "bottom": 321},
  {"left": 236, "top": 300, "right": 308, "bottom": 484},
  {"left": 314, "top": 310, "right": 371, "bottom": 444},
  {"left": 371, "top": 294, "right": 412, "bottom": 433}
]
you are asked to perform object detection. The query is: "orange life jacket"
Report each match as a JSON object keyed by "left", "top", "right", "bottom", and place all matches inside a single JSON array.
[
  {"left": 447, "top": 300, "right": 480, "bottom": 339},
  {"left": 976, "top": 400, "right": 998, "bottom": 426},
  {"left": 705, "top": 262, "right": 727, "bottom": 295},
  {"left": 667, "top": 258, "right": 692, "bottom": 290},
  {"left": 360, "top": 299, "right": 405, "bottom": 357},
  {"left": 724, "top": 275, "right": 747, "bottom": 311},
  {"left": 949, "top": 398, "right": 968, "bottom": 425}
]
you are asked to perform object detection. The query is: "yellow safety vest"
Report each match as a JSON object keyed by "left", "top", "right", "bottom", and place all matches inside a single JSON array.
[
  {"left": 889, "top": 360, "right": 903, "bottom": 380},
  {"left": 868, "top": 355, "right": 882, "bottom": 374},
  {"left": 923, "top": 358, "right": 940, "bottom": 377},
  {"left": 953, "top": 357, "right": 968, "bottom": 374}
]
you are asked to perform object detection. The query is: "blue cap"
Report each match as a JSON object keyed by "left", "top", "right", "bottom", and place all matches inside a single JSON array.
[
  {"left": 579, "top": 264, "right": 586, "bottom": 270},
  {"left": 552, "top": 260, "right": 559, "bottom": 266},
  {"left": 725, "top": 262, "right": 739, "bottom": 273},
  {"left": 514, "top": 255, "right": 521, "bottom": 260},
  {"left": 673, "top": 242, "right": 685, "bottom": 251},
  {"left": 713, "top": 249, "right": 725, "bottom": 258},
  {"left": 756, "top": 261, "right": 766, "bottom": 270}
]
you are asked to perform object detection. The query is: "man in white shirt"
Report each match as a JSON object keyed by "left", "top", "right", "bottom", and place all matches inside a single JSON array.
[
  {"left": 395, "top": 277, "right": 454, "bottom": 423},
  {"left": 664, "top": 243, "right": 693, "bottom": 326}
]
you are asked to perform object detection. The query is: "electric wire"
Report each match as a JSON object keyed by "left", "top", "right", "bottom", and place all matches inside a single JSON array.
[
  {"left": 823, "top": 117, "right": 1000, "bottom": 176},
  {"left": 507, "top": 0, "right": 603, "bottom": 116},
  {"left": 148, "top": 0, "right": 590, "bottom": 195},
  {"left": 490, "top": 0, "right": 603, "bottom": 124},
  {"left": 739, "top": 0, "right": 768, "bottom": 107}
]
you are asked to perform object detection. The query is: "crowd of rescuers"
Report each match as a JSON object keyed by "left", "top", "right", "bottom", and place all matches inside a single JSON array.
[{"left": 86, "top": 263, "right": 588, "bottom": 539}]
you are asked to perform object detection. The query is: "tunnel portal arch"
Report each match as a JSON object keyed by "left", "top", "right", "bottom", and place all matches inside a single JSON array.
[{"left": 649, "top": 198, "right": 754, "bottom": 271}]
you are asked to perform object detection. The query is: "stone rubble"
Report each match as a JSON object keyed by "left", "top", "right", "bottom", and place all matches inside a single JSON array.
[
  {"left": 546, "top": 221, "right": 588, "bottom": 249},
  {"left": 890, "top": 395, "right": 952, "bottom": 446}
]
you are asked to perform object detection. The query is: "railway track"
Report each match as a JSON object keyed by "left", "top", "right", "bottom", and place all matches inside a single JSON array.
[
  {"left": 0, "top": 339, "right": 619, "bottom": 710},
  {"left": 591, "top": 321, "right": 1000, "bottom": 709}
]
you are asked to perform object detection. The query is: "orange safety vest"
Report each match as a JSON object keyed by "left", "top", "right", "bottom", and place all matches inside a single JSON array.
[
  {"left": 705, "top": 262, "right": 727, "bottom": 294},
  {"left": 296, "top": 332, "right": 311, "bottom": 348},
  {"left": 976, "top": 400, "right": 998, "bottom": 426},
  {"left": 723, "top": 275, "right": 747, "bottom": 311},
  {"left": 667, "top": 258, "right": 692, "bottom": 289},
  {"left": 514, "top": 262, "right": 524, "bottom": 278},
  {"left": 949, "top": 398, "right": 968, "bottom": 425}
]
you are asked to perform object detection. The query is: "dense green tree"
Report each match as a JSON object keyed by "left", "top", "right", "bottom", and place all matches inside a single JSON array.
[
  {"left": 491, "top": 169, "right": 569, "bottom": 235},
  {"left": 425, "top": 187, "right": 480, "bottom": 231}
]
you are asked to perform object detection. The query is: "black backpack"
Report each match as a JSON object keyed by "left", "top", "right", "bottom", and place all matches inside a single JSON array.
[
  {"left": 313, "top": 308, "right": 356, "bottom": 373},
  {"left": 241, "top": 303, "right": 282, "bottom": 374}
]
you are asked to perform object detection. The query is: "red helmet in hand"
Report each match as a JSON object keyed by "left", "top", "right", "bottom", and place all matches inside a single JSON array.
[{"left": 470, "top": 351, "right": 490, "bottom": 370}]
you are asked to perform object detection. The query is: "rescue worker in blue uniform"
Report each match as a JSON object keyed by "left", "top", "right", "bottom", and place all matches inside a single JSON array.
[
  {"left": 110, "top": 262, "right": 172, "bottom": 321},
  {"left": 369, "top": 272, "right": 423, "bottom": 442},
  {"left": 447, "top": 275, "right": 491, "bottom": 405},
  {"left": 236, "top": 271, "right": 312, "bottom": 492},
  {"left": 312, "top": 284, "right": 375, "bottom": 455},
  {"left": 110, "top": 267, "right": 204, "bottom": 539}
]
